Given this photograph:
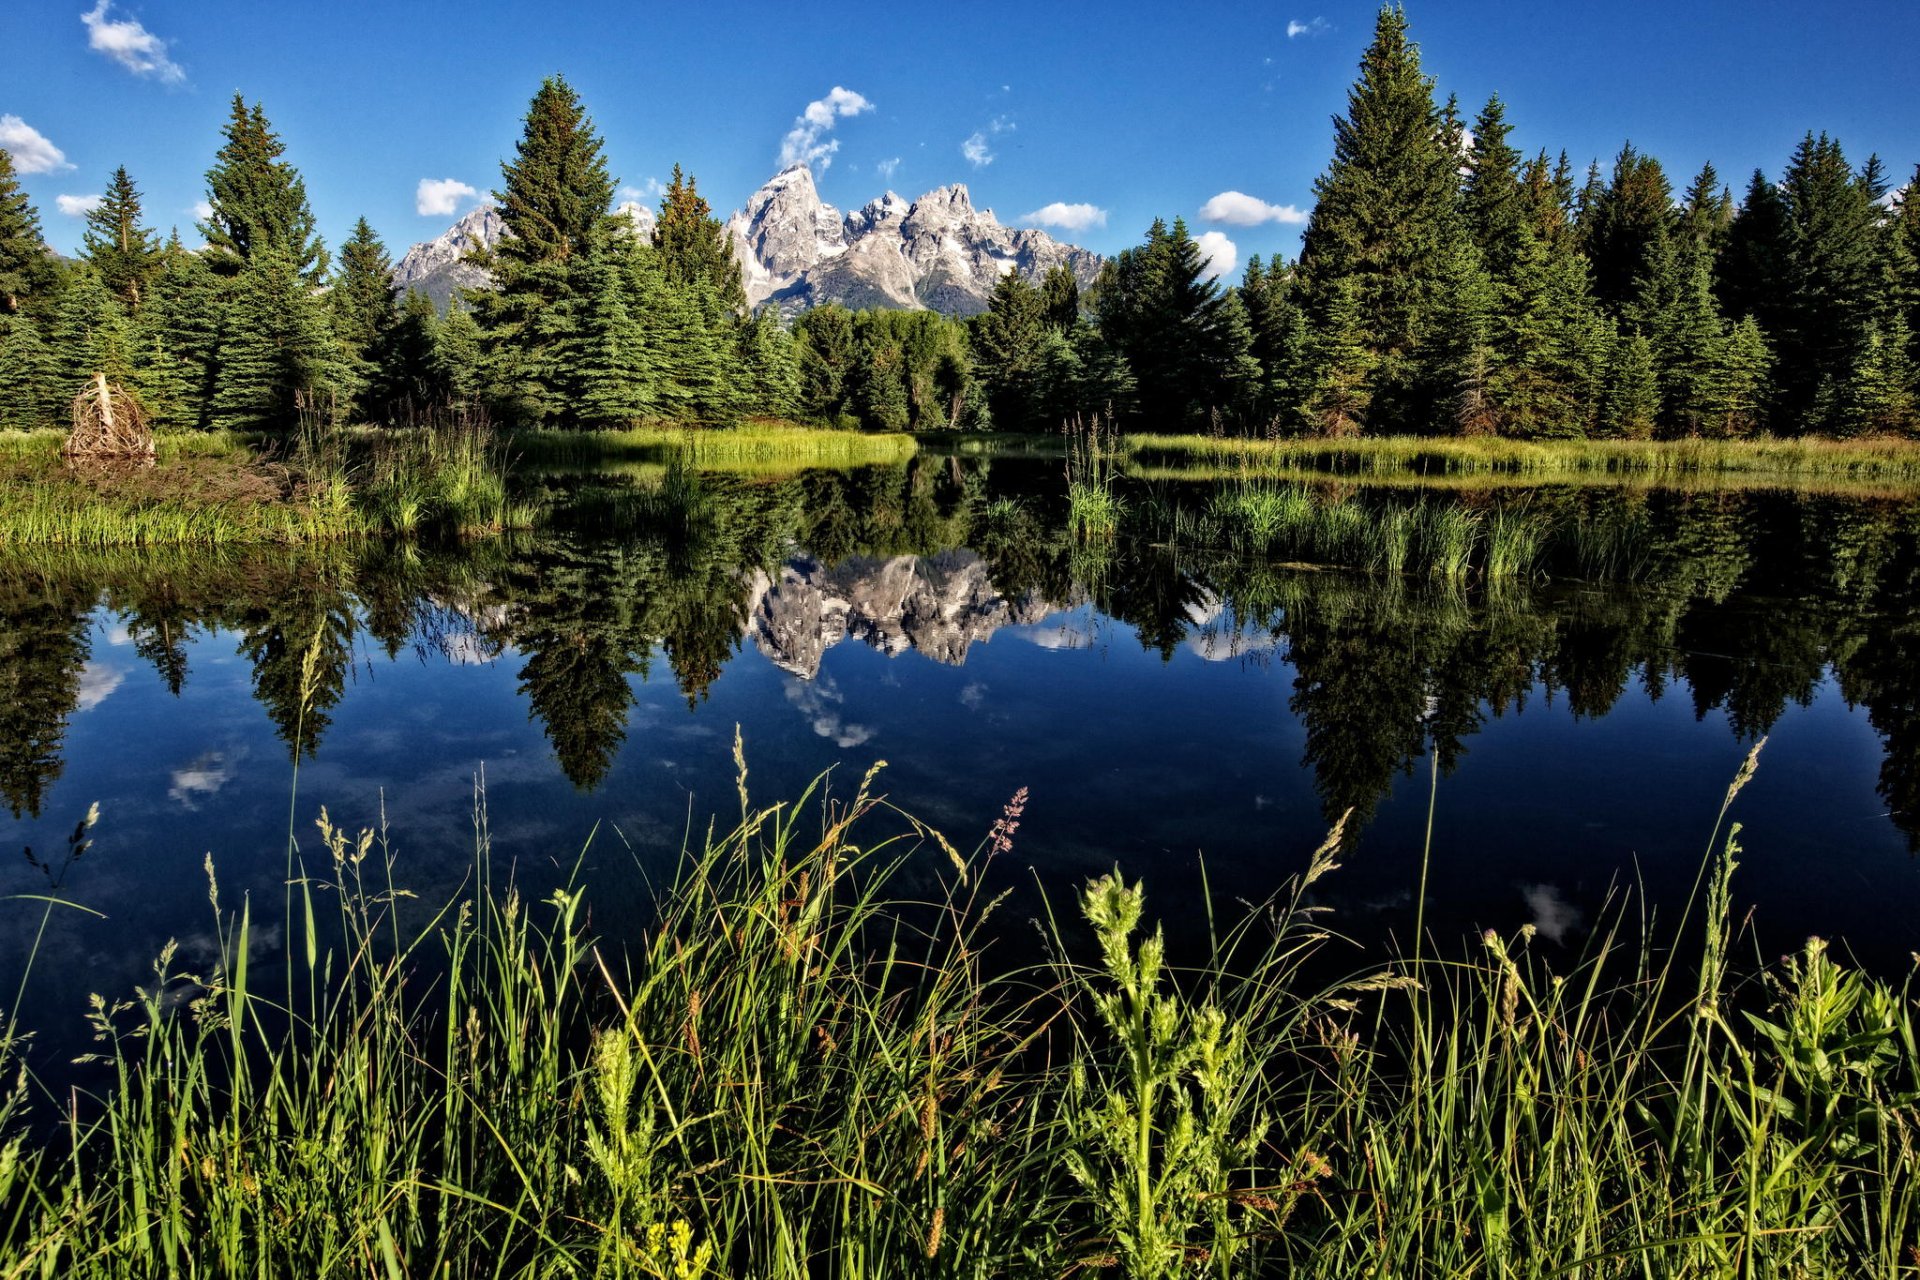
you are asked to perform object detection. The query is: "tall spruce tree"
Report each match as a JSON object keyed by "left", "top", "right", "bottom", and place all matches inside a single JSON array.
[
  {"left": 973, "top": 270, "right": 1048, "bottom": 429},
  {"left": 48, "top": 265, "right": 133, "bottom": 400},
  {"left": 1041, "top": 264, "right": 1081, "bottom": 331},
  {"left": 652, "top": 164, "right": 746, "bottom": 312},
  {"left": 0, "top": 316, "right": 57, "bottom": 430},
  {"left": 470, "top": 76, "right": 618, "bottom": 424},
  {"left": 1585, "top": 143, "right": 1674, "bottom": 318},
  {"left": 81, "top": 167, "right": 161, "bottom": 311},
  {"left": 1295, "top": 4, "right": 1463, "bottom": 430},
  {"left": 200, "top": 96, "right": 327, "bottom": 281},
  {"left": 134, "top": 236, "right": 221, "bottom": 429},
  {"left": 1777, "top": 133, "right": 1887, "bottom": 432},
  {"left": 1462, "top": 95, "right": 1527, "bottom": 281},
  {"left": 208, "top": 242, "right": 339, "bottom": 431},
  {"left": 0, "top": 151, "right": 55, "bottom": 316},
  {"left": 327, "top": 218, "right": 399, "bottom": 421}
]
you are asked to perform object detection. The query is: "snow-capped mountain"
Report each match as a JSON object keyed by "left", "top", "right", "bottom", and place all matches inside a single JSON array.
[
  {"left": 724, "top": 164, "right": 1102, "bottom": 315},
  {"left": 393, "top": 165, "right": 1100, "bottom": 316}
]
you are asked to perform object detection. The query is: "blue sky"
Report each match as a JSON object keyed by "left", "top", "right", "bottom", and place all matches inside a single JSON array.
[{"left": 4, "top": 0, "right": 1919, "bottom": 279}]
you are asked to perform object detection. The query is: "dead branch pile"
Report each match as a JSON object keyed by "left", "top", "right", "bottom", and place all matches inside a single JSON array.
[{"left": 66, "top": 374, "right": 155, "bottom": 464}]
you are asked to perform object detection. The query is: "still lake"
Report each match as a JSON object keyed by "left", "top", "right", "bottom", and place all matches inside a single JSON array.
[{"left": 3, "top": 454, "right": 1917, "bottom": 1061}]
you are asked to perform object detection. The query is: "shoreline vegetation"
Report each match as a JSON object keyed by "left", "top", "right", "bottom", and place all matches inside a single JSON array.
[{"left": 2, "top": 750, "right": 1915, "bottom": 1276}]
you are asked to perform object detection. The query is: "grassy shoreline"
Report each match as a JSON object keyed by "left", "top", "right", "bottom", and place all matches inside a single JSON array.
[
  {"left": 1124, "top": 432, "right": 1920, "bottom": 486},
  {"left": 1, "top": 751, "right": 1913, "bottom": 1277}
]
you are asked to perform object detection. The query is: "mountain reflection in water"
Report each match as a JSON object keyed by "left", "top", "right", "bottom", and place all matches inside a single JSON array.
[{"left": 3, "top": 457, "right": 1919, "bottom": 1034}]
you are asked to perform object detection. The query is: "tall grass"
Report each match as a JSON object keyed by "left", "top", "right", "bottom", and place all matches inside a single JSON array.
[
  {"left": 1, "top": 749, "right": 1914, "bottom": 1276},
  {"left": 1128, "top": 431, "right": 1920, "bottom": 488},
  {"left": 1066, "top": 413, "right": 1124, "bottom": 541},
  {"left": 514, "top": 422, "right": 918, "bottom": 471}
]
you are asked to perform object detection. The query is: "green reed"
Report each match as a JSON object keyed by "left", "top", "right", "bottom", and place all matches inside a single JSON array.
[{"left": 1, "top": 745, "right": 1914, "bottom": 1277}]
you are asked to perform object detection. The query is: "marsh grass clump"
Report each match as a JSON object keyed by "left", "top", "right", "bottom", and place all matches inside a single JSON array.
[
  {"left": 0, "top": 748, "right": 1915, "bottom": 1277},
  {"left": 1066, "top": 413, "right": 1125, "bottom": 541}
]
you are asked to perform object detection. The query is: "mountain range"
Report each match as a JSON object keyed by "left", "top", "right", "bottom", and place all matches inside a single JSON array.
[{"left": 391, "top": 164, "right": 1101, "bottom": 316}]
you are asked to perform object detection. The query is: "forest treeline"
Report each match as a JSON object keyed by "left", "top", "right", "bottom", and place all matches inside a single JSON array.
[{"left": 2, "top": 6, "right": 1918, "bottom": 440}]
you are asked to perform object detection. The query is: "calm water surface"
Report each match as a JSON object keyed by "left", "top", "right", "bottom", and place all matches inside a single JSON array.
[{"left": 4, "top": 458, "right": 1917, "bottom": 1061}]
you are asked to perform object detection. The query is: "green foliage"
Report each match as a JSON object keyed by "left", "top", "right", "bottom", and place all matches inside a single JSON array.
[
  {"left": 1599, "top": 326, "right": 1660, "bottom": 439},
  {"left": 652, "top": 163, "right": 746, "bottom": 314},
  {"left": 207, "top": 242, "right": 340, "bottom": 433},
  {"left": 47, "top": 264, "right": 134, "bottom": 401},
  {"left": 1777, "top": 132, "right": 1888, "bottom": 432},
  {"left": 1296, "top": 4, "right": 1463, "bottom": 428},
  {"left": 0, "top": 314, "right": 58, "bottom": 431},
  {"left": 200, "top": 95, "right": 327, "bottom": 281},
  {"left": 80, "top": 167, "right": 161, "bottom": 311},
  {"left": 326, "top": 218, "right": 398, "bottom": 421},
  {"left": 0, "top": 149, "right": 57, "bottom": 317}
]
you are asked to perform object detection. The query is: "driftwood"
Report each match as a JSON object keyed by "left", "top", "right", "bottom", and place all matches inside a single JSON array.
[{"left": 65, "top": 374, "right": 155, "bottom": 465}]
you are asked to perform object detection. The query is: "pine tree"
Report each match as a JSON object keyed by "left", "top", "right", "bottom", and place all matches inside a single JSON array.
[
  {"left": 1717, "top": 170, "right": 1791, "bottom": 330},
  {"left": 471, "top": 76, "right": 618, "bottom": 424},
  {"left": 201, "top": 96, "right": 327, "bottom": 281},
  {"left": 1295, "top": 4, "right": 1463, "bottom": 429},
  {"left": 1598, "top": 326, "right": 1659, "bottom": 438},
  {"left": 1585, "top": 143, "right": 1675, "bottom": 317},
  {"left": 739, "top": 308, "right": 800, "bottom": 419},
  {"left": 1462, "top": 95, "right": 1527, "bottom": 281},
  {"left": 1777, "top": 133, "right": 1886, "bottom": 432},
  {"left": 0, "top": 150, "right": 55, "bottom": 317},
  {"left": 1833, "top": 318, "right": 1918, "bottom": 436},
  {"left": 1695, "top": 316, "right": 1773, "bottom": 438},
  {"left": 436, "top": 305, "right": 484, "bottom": 404},
  {"left": 1303, "top": 275, "right": 1374, "bottom": 436},
  {"left": 327, "top": 218, "right": 398, "bottom": 421},
  {"left": 573, "top": 238, "right": 659, "bottom": 427},
  {"left": 48, "top": 266, "right": 134, "bottom": 401},
  {"left": 652, "top": 164, "right": 746, "bottom": 313},
  {"left": 208, "top": 242, "right": 339, "bottom": 432},
  {"left": 374, "top": 291, "right": 449, "bottom": 418},
  {"left": 0, "top": 315, "right": 57, "bottom": 430},
  {"left": 973, "top": 270, "right": 1048, "bottom": 429},
  {"left": 81, "top": 167, "right": 161, "bottom": 311},
  {"left": 794, "top": 304, "right": 856, "bottom": 419},
  {"left": 134, "top": 237, "right": 222, "bottom": 429},
  {"left": 1041, "top": 264, "right": 1080, "bottom": 331},
  {"left": 1418, "top": 237, "right": 1498, "bottom": 434}
]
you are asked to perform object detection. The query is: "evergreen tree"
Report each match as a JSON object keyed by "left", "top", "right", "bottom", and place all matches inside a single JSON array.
[
  {"left": 374, "top": 291, "right": 449, "bottom": 417},
  {"left": 48, "top": 265, "right": 133, "bottom": 400},
  {"left": 0, "top": 315, "right": 57, "bottom": 430},
  {"left": 1695, "top": 316, "right": 1773, "bottom": 438},
  {"left": 1889, "top": 167, "right": 1920, "bottom": 355},
  {"left": 470, "top": 76, "right": 618, "bottom": 424},
  {"left": 436, "top": 304, "right": 484, "bottom": 404},
  {"left": 81, "top": 167, "right": 161, "bottom": 311},
  {"left": 1462, "top": 95, "right": 1527, "bottom": 280},
  {"left": 208, "top": 242, "right": 339, "bottom": 432},
  {"left": 738, "top": 309, "right": 801, "bottom": 419},
  {"left": 134, "top": 236, "right": 222, "bottom": 429},
  {"left": 327, "top": 218, "right": 398, "bottom": 421},
  {"left": 573, "top": 238, "right": 659, "bottom": 427},
  {"left": 1418, "top": 237, "right": 1497, "bottom": 434},
  {"left": 1295, "top": 4, "right": 1463, "bottom": 429},
  {"left": 1585, "top": 143, "right": 1674, "bottom": 317},
  {"left": 1302, "top": 275, "right": 1374, "bottom": 435},
  {"left": 794, "top": 304, "right": 856, "bottom": 419},
  {"left": 1041, "top": 264, "right": 1080, "bottom": 330},
  {"left": 652, "top": 164, "right": 747, "bottom": 313},
  {"left": 200, "top": 96, "right": 326, "bottom": 281},
  {"left": 0, "top": 150, "right": 55, "bottom": 317},
  {"left": 1717, "top": 169, "right": 1791, "bottom": 330},
  {"left": 1832, "top": 318, "right": 1918, "bottom": 436},
  {"left": 973, "top": 270, "right": 1048, "bottom": 429},
  {"left": 1776, "top": 133, "right": 1886, "bottom": 432},
  {"left": 1598, "top": 326, "right": 1659, "bottom": 438},
  {"left": 1240, "top": 255, "right": 1309, "bottom": 425}
]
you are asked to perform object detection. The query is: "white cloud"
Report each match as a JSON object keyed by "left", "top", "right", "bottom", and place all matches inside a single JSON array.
[
  {"left": 1286, "top": 16, "right": 1330, "bottom": 38},
  {"left": 191, "top": 199, "right": 214, "bottom": 221},
  {"left": 1194, "top": 230, "right": 1238, "bottom": 281},
  {"left": 619, "top": 178, "right": 665, "bottom": 203},
  {"left": 0, "top": 115, "right": 73, "bottom": 174},
  {"left": 1022, "top": 201, "right": 1108, "bottom": 232},
  {"left": 415, "top": 177, "right": 479, "bottom": 217},
  {"left": 1200, "top": 190, "right": 1308, "bottom": 226},
  {"left": 56, "top": 193, "right": 103, "bottom": 217},
  {"left": 778, "top": 86, "right": 873, "bottom": 172},
  {"left": 1520, "top": 883, "right": 1583, "bottom": 945},
  {"left": 81, "top": 0, "right": 186, "bottom": 84},
  {"left": 169, "top": 750, "right": 238, "bottom": 809},
  {"left": 75, "top": 664, "right": 125, "bottom": 712},
  {"left": 876, "top": 156, "right": 901, "bottom": 183},
  {"left": 961, "top": 132, "right": 994, "bottom": 168}
]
